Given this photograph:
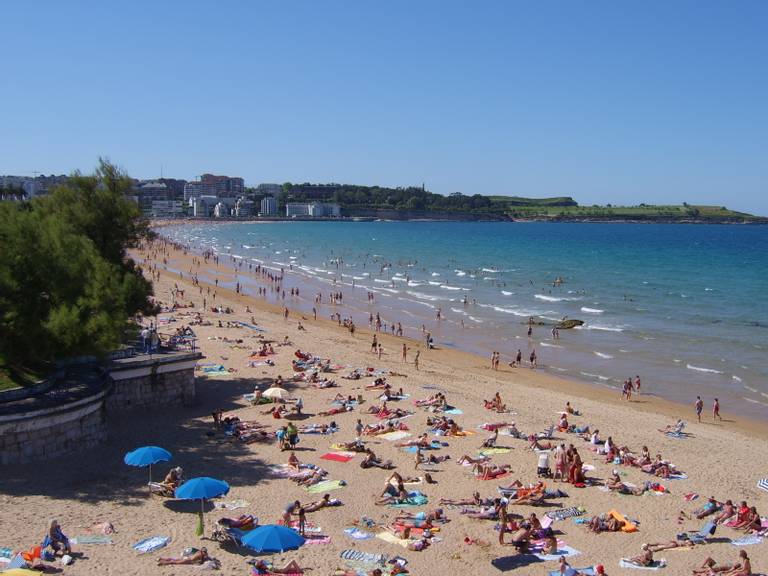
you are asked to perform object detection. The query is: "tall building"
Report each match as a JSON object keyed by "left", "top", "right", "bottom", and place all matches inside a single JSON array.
[
  {"left": 260, "top": 196, "right": 277, "bottom": 215},
  {"left": 184, "top": 180, "right": 216, "bottom": 201},
  {"left": 200, "top": 173, "right": 244, "bottom": 197}
]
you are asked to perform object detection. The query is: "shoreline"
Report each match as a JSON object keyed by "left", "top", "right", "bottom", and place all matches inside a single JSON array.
[
  {"left": 152, "top": 220, "right": 768, "bottom": 428},
  {"left": 140, "top": 241, "right": 768, "bottom": 440}
]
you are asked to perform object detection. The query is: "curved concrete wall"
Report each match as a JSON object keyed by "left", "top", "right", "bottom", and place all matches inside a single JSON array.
[{"left": 0, "top": 388, "right": 109, "bottom": 465}]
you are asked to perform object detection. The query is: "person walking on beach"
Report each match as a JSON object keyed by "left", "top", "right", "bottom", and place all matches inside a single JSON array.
[
  {"left": 371, "top": 335, "right": 378, "bottom": 353},
  {"left": 516, "top": 349, "right": 522, "bottom": 367},
  {"left": 529, "top": 349, "right": 537, "bottom": 368},
  {"left": 402, "top": 343, "right": 408, "bottom": 363},
  {"left": 713, "top": 398, "right": 722, "bottom": 421},
  {"left": 695, "top": 396, "right": 704, "bottom": 422},
  {"left": 635, "top": 375, "right": 641, "bottom": 395},
  {"left": 414, "top": 350, "right": 420, "bottom": 371}
]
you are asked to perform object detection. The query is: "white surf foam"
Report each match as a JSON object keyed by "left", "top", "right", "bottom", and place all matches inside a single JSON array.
[
  {"left": 686, "top": 364, "right": 723, "bottom": 374},
  {"left": 593, "top": 351, "right": 614, "bottom": 359},
  {"left": 501, "top": 290, "right": 514, "bottom": 296},
  {"left": 581, "top": 307, "right": 604, "bottom": 314}
]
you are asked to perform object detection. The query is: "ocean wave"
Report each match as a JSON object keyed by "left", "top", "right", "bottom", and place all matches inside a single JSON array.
[
  {"left": 581, "top": 307, "right": 604, "bottom": 314},
  {"left": 406, "top": 290, "right": 445, "bottom": 302},
  {"left": 586, "top": 325, "right": 623, "bottom": 332},
  {"left": 407, "top": 281, "right": 423, "bottom": 287},
  {"left": 501, "top": 290, "right": 514, "bottom": 296},
  {"left": 535, "top": 294, "right": 578, "bottom": 302},
  {"left": 593, "top": 351, "right": 614, "bottom": 359},
  {"left": 441, "top": 285, "right": 463, "bottom": 291},
  {"left": 483, "top": 276, "right": 496, "bottom": 281},
  {"left": 377, "top": 287, "right": 400, "bottom": 294},
  {"left": 455, "top": 270, "right": 466, "bottom": 276},
  {"left": 431, "top": 272, "right": 441, "bottom": 277},
  {"left": 481, "top": 268, "right": 498, "bottom": 273},
  {"left": 467, "top": 316, "right": 483, "bottom": 323},
  {"left": 686, "top": 364, "right": 723, "bottom": 374},
  {"left": 732, "top": 375, "right": 742, "bottom": 382},
  {"left": 742, "top": 397, "right": 768, "bottom": 407},
  {"left": 428, "top": 281, "right": 443, "bottom": 286},
  {"left": 398, "top": 297, "right": 436, "bottom": 310},
  {"left": 540, "top": 342, "right": 563, "bottom": 348},
  {"left": 580, "top": 371, "right": 611, "bottom": 381},
  {"left": 374, "top": 279, "right": 390, "bottom": 284}
]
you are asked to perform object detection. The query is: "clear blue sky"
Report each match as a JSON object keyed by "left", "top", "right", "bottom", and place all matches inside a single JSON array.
[{"left": 1, "top": 1, "right": 766, "bottom": 214}]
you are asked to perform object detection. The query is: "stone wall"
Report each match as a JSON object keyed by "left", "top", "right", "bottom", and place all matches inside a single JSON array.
[
  {"left": 0, "top": 389, "right": 109, "bottom": 465},
  {"left": 0, "top": 351, "right": 202, "bottom": 464},
  {"left": 106, "top": 351, "right": 201, "bottom": 411}
]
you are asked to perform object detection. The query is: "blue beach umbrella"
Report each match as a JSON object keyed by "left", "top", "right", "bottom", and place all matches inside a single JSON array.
[
  {"left": 124, "top": 446, "right": 172, "bottom": 484},
  {"left": 175, "top": 477, "right": 230, "bottom": 536},
  {"left": 241, "top": 524, "right": 306, "bottom": 553}
]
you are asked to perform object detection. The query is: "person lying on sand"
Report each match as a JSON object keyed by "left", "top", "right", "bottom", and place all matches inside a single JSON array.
[
  {"left": 528, "top": 436, "right": 554, "bottom": 451},
  {"left": 440, "top": 492, "right": 492, "bottom": 506},
  {"left": 303, "top": 493, "right": 342, "bottom": 512},
  {"left": 588, "top": 514, "right": 625, "bottom": 533},
  {"left": 251, "top": 559, "right": 304, "bottom": 575},
  {"left": 461, "top": 504, "right": 499, "bottom": 520},
  {"left": 396, "top": 433, "right": 431, "bottom": 448},
  {"left": 157, "top": 547, "right": 211, "bottom": 566},
  {"left": 645, "top": 540, "right": 696, "bottom": 552},
  {"left": 457, "top": 454, "right": 490, "bottom": 465},
  {"left": 472, "top": 462, "right": 511, "bottom": 480},
  {"left": 361, "top": 450, "right": 395, "bottom": 470},
  {"left": 415, "top": 448, "right": 450, "bottom": 469}
]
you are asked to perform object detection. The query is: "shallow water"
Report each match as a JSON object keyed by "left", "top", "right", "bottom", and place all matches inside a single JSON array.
[{"left": 161, "top": 221, "right": 768, "bottom": 419}]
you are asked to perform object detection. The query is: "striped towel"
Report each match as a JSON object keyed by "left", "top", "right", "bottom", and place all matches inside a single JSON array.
[
  {"left": 546, "top": 507, "right": 584, "bottom": 521},
  {"left": 70, "top": 535, "right": 113, "bottom": 545},
  {"left": 340, "top": 549, "right": 388, "bottom": 564}
]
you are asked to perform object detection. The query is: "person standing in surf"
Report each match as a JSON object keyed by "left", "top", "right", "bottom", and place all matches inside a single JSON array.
[
  {"left": 713, "top": 398, "right": 722, "bottom": 421},
  {"left": 695, "top": 396, "right": 704, "bottom": 422}
]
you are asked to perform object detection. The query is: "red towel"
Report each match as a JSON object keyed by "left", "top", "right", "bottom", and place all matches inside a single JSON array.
[{"left": 320, "top": 452, "right": 354, "bottom": 463}]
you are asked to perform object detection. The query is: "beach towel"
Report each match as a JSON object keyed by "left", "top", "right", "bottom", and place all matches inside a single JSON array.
[
  {"left": 133, "top": 536, "right": 170, "bottom": 554},
  {"left": 549, "top": 568, "right": 595, "bottom": 576},
  {"left": 376, "top": 531, "right": 410, "bottom": 548},
  {"left": 534, "top": 545, "right": 581, "bottom": 561},
  {"left": 320, "top": 452, "right": 355, "bottom": 463},
  {"left": 684, "top": 493, "right": 699, "bottom": 501},
  {"left": 213, "top": 499, "right": 250, "bottom": 510},
  {"left": 70, "top": 536, "right": 113, "bottom": 545},
  {"left": 479, "top": 447, "right": 511, "bottom": 456},
  {"left": 732, "top": 535, "right": 763, "bottom": 546},
  {"left": 340, "top": 550, "right": 388, "bottom": 564},
  {"left": 619, "top": 559, "right": 667, "bottom": 570},
  {"left": 303, "top": 535, "right": 332, "bottom": 545},
  {"left": 282, "top": 520, "right": 321, "bottom": 534},
  {"left": 0, "top": 548, "right": 13, "bottom": 559},
  {"left": 344, "top": 527, "right": 374, "bottom": 540},
  {"left": 237, "top": 321, "right": 265, "bottom": 332},
  {"left": 609, "top": 509, "right": 638, "bottom": 532},
  {"left": 378, "top": 431, "right": 411, "bottom": 442},
  {"left": 443, "top": 408, "right": 463, "bottom": 415},
  {"left": 547, "top": 507, "right": 584, "bottom": 521},
  {"left": 389, "top": 491, "right": 428, "bottom": 508},
  {"left": 304, "top": 480, "right": 345, "bottom": 494},
  {"left": 667, "top": 472, "right": 688, "bottom": 480},
  {"left": 491, "top": 554, "right": 544, "bottom": 571}
]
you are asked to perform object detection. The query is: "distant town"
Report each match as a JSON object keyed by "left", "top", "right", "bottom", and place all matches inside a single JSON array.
[{"left": 1, "top": 172, "right": 764, "bottom": 223}]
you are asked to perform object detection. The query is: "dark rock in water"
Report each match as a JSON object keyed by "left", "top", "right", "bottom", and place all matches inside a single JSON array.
[{"left": 556, "top": 319, "right": 584, "bottom": 329}]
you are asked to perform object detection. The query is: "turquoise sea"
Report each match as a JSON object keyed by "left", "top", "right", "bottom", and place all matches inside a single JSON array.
[{"left": 161, "top": 221, "right": 768, "bottom": 419}]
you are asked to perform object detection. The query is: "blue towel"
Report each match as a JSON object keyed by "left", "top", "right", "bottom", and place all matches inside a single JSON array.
[{"left": 133, "top": 536, "right": 171, "bottom": 554}]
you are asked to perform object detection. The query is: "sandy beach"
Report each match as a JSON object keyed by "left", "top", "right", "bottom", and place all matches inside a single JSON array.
[{"left": 2, "top": 240, "right": 766, "bottom": 576}]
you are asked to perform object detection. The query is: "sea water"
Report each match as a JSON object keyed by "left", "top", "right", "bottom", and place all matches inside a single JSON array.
[{"left": 161, "top": 221, "right": 768, "bottom": 419}]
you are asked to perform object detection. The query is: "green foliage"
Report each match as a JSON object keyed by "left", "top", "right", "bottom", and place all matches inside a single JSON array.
[{"left": 0, "top": 159, "right": 156, "bottom": 368}]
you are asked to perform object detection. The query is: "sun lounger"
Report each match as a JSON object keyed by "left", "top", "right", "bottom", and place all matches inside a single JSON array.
[
  {"left": 683, "top": 520, "right": 716, "bottom": 543},
  {"left": 538, "top": 425, "right": 555, "bottom": 439}
]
